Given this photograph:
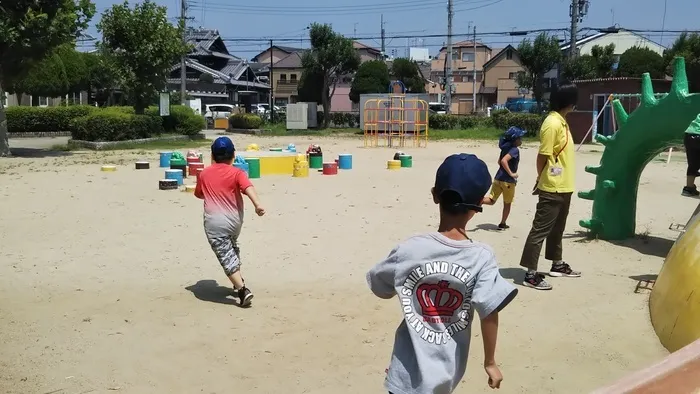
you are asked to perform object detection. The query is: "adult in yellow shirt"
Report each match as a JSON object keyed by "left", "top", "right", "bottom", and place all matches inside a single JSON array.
[{"left": 519, "top": 83, "right": 581, "bottom": 290}]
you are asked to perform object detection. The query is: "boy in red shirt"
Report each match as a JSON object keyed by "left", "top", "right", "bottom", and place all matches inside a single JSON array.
[{"left": 194, "top": 137, "right": 265, "bottom": 307}]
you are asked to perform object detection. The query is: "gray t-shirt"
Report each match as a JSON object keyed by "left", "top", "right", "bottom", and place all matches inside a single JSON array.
[{"left": 366, "top": 232, "right": 517, "bottom": 394}]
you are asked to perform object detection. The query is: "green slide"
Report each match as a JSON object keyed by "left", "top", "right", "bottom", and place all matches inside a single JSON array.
[{"left": 579, "top": 57, "right": 700, "bottom": 240}]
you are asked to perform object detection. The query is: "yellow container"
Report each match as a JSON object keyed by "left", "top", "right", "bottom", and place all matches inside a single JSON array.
[
  {"left": 387, "top": 160, "right": 401, "bottom": 170},
  {"left": 183, "top": 184, "right": 196, "bottom": 193},
  {"left": 101, "top": 165, "right": 117, "bottom": 172},
  {"left": 293, "top": 161, "right": 309, "bottom": 177},
  {"left": 295, "top": 154, "right": 306, "bottom": 163},
  {"left": 650, "top": 210, "right": 700, "bottom": 352},
  {"left": 246, "top": 143, "right": 260, "bottom": 151},
  {"left": 214, "top": 118, "right": 228, "bottom": 130}
]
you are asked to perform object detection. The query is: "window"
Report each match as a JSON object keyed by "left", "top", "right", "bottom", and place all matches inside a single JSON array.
[
  {"left": 508, "top": 72, "right": 517, "bottom": 79},
  {"left": 280, "top": 74, "right": 287, "bottom": 81},
  {"left": 453, "top": 75, "right": 463, "bottom": 82},
  {"left": 37, "top": 96, "right": 49, "bottom": 107},
  {"left": 506, "top": 49, "right": 513, "bottom": 60},
  {"left": 465, "top": 74, "right": 474, "bottom": 82},
  {"left": 290, "top": 74, "right": 297, "bottom": 81},
  {"left": 451, "top": 51, "right": 458, "bottom": 60},
  {"left": 461, "top": 51, "right": 475, "bottom": 62}
]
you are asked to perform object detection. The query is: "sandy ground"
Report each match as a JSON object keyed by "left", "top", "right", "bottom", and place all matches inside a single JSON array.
[{"left": 0, "top": 135, "right": 696, "bottom": 394}]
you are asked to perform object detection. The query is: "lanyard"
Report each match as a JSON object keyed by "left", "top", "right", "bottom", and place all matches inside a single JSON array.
[{"left": 554, "top": 125, "right": 569, "bottom": 164}]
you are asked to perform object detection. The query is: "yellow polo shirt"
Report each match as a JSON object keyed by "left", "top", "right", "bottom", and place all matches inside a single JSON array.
[{"left": 537, "top": 111, "right": 575, "bottom": 193}]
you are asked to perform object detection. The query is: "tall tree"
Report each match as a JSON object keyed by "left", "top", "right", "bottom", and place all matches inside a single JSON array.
[
  {"left": 83, "top": 51, "right": 121, "bottom": 106},
  {"left": 617, "top": 46, "right": 665, "bottom": 79},
  {"left": 6, "top": 51, "right": 69, "bottom": 101},
  {"left": 349, "top": 60, "right": 390, "bottom": 103},
  {"left": 561, "top": 54, "right": 597, "bottom": 81},
  {"left": 55, "top": 44, "right": 90, "bottom": 95},
  {"left": 390, "top": 58, "right": 426, "bottom": 93},
  {"left": 663, "top": 32, "right": 700, "bottom": 91},
  {"left": 301, "top": 23, "right": 360, "bottom": 128},
  {"left": 516, "top": 33, "right": 561, "bottom": 107},
  {"left": 0, "top": 0, "right": 95, "bottom": 156},
  {"left": 98, "top": 0, "right": 189, "bottom": 114},
  {"left": 590, "top": 43, "right": 616, "bottom": 78},
  {"left": 297, "top": 69, "right": 325, "bottom": 104}
]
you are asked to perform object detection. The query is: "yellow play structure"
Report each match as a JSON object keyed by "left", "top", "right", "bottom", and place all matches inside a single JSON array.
[{"left": 363, "top": 94, "right": 429, "bottom": 148}]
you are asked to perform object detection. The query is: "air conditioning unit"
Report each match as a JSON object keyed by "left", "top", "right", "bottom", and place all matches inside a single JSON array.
[{"left": 286, "top": 102, "right": 318, "bottom": 130}]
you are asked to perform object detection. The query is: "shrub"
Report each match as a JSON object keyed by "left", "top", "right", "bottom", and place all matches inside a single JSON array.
[
  {"left": 491, "top": 111, "right": 545, "bottom": 135},
  {"left": 328, "top": 112, "right": 360, "bottom": 128},
  {"left": 429, "top": 114, "right": 460, "bottom": 129},
  {"left": 7, "top": 105, "right": 96, "bottom": 133},
  {"left": 69, "top": 112, "right": 163, "bottom": 141},
  {"left": 229, "top": 113, "right": 263, "bottom": 129},
  {"left": 146, "top": 105, "right": 205, "bottom": 136}
]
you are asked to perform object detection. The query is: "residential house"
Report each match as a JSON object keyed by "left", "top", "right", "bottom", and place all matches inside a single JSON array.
[
  {"left": 167, "top": 28, "right": 270, "bottom": 112},
  {"left": 428, "top": 40, "right": 492, "bottom": 114},
  {"left": 481, "top": 45, "right": 530, "bottom": 107},
  {"left": 353, "top": 41, "right": 383, "bottom": 61},
  {"left": 251, "top": 45, "right": 304, "bottom": 65}
]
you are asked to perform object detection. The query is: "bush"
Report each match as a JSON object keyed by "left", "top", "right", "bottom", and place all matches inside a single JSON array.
[
  {"left": 329, "top": 112, "right": 360, "bottom": 128},
  {"left": 7, "top": 105, "right": 96, "bottom": 133},
  {"left": 146, "top": 105, "right": 205, "bottom": 136},
  {"left": 69, "top": 112, "right": 163, "bottom": 141},
  {"left": 491, "top": 111, "right": 545, "bottom": 135},
  {"left": 229, "top": 113, "right": 263, "bottom": 129}
]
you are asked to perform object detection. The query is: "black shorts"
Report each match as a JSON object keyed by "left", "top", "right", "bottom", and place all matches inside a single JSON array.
[{"left": 684, "top": 134, "right": 700, "bottom": 176}]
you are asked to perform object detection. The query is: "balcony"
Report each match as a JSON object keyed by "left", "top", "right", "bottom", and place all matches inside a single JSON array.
[{"left": 276, "top": 80, "right": 299, "bottom": 95}]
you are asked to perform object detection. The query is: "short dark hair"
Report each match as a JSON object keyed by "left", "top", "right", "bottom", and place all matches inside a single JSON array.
[
  {"left": 213, "top": 151, "right": 234, "bottom": 163},
  {"left": 550, "top": 82, "right": 578, "bottom": 112}
]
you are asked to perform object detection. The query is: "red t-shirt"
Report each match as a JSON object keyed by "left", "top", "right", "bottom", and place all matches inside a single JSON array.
[{"left": 195, "top": 163, "right": 253, "bottom": 215}]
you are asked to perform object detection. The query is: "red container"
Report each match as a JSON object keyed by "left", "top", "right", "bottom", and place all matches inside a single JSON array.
[
  {"left": 322, "top": 162, "right": 338, "bottom": 175},
  {"left": 189, "top": 162, "right": 204, "bottom": 178},
  {"left": 334, "top": 158, "right": 339, "bottom": 165},
  {"left": 195, "top": 167, "right": 205, "bottom": 182},
  {"left": 186, "top": 156, "right": 200, "bottom": 165}
]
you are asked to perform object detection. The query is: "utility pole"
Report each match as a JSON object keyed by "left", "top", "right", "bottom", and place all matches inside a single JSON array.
[
  {"left": 380, "top": 15, "right": 386, "bottom": 59},
  {"left": 179, "top": 0, "right": 187, "bottom": 105},
  {"left": 269, "top": 39, "right": 274, "bottom": 120},
  {"left": 569, "top": 0, "right": 579, "bottom": 59},
  {"left": 354, "top": 23, "right": 358, "bottom": 37},
  {"left": 445, "top": 0, "right": 453, "bottom": 114},
  {"left": 472, "top": 25, "right": 476, "bottom": 113}
]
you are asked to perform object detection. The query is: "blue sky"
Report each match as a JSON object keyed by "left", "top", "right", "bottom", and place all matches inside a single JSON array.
[{"left": 84, "top": 0, "right": 700, "bottom": 59}]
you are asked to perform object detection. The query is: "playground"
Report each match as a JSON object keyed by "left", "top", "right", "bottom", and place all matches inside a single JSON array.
[{"left": 0, "top": 133, "right": 695, "bottom": 393}]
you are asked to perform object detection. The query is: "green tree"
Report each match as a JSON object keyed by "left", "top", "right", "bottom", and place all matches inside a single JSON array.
[
  {"left": 98, "top": 0, "right": 189, "bottom": 114},
  {"left": 561, "top": 54, "right": 597, "bottom": 81},
  {"left": 55, "top": 44, "right": 90, "bottom": 94},
  {"left": 297, "top": 68, "right": 326, "bottom": 104},
  {"left": 390, "top": 58, "right": 425, "bottom": 93},
  {"left": 83, "top": 51, "right": 121, "bottom": 106},
  {"left": 663, "top": 32, "right": 700, "bottom": 91},
  {"left": 301, "top": 23, "right": 360, "bottom": 128},
  {"left": 7, "top": 51, "right": 69, "bottom": 100},
  {"left": 617, "top": 46, "right": 665, "bottom": 79},
  {"left": 590, "top": 43, "right": 616, "bottom": 78},
  {"left": 349, "top": 60, "right": 390, "bottom": 103},
  {"left": 516, "top": 33, "right": 561, "bottom": 107},
  {"left": 0, "top": 0, "right": 95, "bottom": 156}
]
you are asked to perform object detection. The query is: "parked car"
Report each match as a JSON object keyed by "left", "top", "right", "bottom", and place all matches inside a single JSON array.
[
  {"left": 204, "top": 104, "right": 236, "bottom": 128},
  {"left": 255, "top": 103, "right": 283, "bottom": 115}
]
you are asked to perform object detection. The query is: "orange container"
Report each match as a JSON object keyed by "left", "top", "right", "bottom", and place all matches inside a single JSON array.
[{"left": 322, "top": 162, "right": 338, "bottom": 175}]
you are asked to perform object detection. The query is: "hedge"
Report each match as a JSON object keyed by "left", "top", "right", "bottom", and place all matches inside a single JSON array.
[
  {"left": 229, "top": 113, "right": 263, "bottom": 129},
  {"left": 491, "top": 109, "right": 545, "bottom": 135},
  {"left": 427, "top": 114, "right": 495, "bottom": 130},
  {"left": 6, "top": 105, "right": 96, "bottom": 133},
  {"left": 6, "top": 104, "right": 206, "bottom": 141},
  {"left": 69, "top": 112, "right": 164, "bottom": 142}
]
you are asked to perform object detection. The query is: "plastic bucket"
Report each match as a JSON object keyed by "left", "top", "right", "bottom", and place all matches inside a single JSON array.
[
  {"left": 247, "top": 157, "right": 261, "bottom": 179},
  {"left": 159, "top": 152, "right": 172, "bottom": 168},
  {"left": 309, "top": 154, "right": 323, "bottom": 169},
  {"left": 338, "top": 154, "right": 352, "bottom": 170},
  {"left": 170, "top": 163, "right": 187, "bottom": 177},
  {"left": 387, "top": 160, "right": 401, "bottom": 170},
  {"left": 399, "top": 155, "right": 413, "bottom": 168},
  {"left": 293, "top": 161, "right": 309, "bottom": 177},
  {"left": 322, "top": 162, "right": 338, "bottom": 175},
  {"left": 165, "top": 169, "right": 184, "bottom": 185},
  {"left": 234, "top": 162, "right": 250, "bottom": 176}
]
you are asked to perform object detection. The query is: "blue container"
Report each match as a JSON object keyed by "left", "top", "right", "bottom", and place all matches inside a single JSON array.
[
  {"left": 288, "top": 143, "right": 296, "bottom": 152},
  {"left": 165, "top": 169, "right": 183, "bottom": 185},
  {"left": 233, "top": 162, "right": 250, "bottom": 176},
  {"left": 159, "top": 151, "right": 172, "bottom": 168},
  {"left": 338, "top": 153, "right": 353, "bottom": 170}
]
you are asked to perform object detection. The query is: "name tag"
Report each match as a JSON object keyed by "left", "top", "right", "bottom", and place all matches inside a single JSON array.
[{"left": 549, "top": 166, "right": 563, "bottom": 177}]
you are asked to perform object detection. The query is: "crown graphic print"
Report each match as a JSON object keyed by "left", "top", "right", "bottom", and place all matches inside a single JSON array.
[{"left": 417, "top": 281, "right": 464, "bottom": 317}]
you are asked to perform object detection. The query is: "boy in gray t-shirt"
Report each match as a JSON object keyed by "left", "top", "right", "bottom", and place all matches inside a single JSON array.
[{"left": 367, "top": 153, "right": 518, "bottom": 394}]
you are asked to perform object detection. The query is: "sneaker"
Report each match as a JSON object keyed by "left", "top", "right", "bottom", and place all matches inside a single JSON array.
[
  {"left": 682, "top": 186, "right": 700, "bottom": 197},
  {"left": 237, "top": 287, "right": 254, "bottom": 307},
  {"left": 523, "top": 272, "right": 553, "bottom": 290},
  {"left": 549, "top": 262, "right": 581, "bottom": 278},
  {"left": 497, "top": 223, "right": 510, "bottom": 231}
]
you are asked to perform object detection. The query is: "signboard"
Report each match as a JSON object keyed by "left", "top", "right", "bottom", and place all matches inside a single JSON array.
[
  {"left": 518, "top": 88, "right": 529, "bottom": 95},
  {"left": 159, "top": 92, "right": 170, "bottom": 116}
]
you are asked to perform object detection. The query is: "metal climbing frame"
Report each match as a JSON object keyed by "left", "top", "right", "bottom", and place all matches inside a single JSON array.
[{"left": 362, "top": 95, "right": 429, "bottom": 148}]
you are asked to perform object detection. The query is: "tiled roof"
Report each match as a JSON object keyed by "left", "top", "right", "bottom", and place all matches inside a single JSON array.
[
  {"left": 171, "top": 59, "right": 270, "bottom": 89},
  {"left": 353, "top": 41, "right": 381, "bottom": 53},
  {"left": 185, "top": 28, "right": 240, "bottom": 60},
  {"left": 273, "top": 51, "right": 306, "bottom": 68},
  {"left": 439, "top": 40, "right": 490, "bottom": 52},
  {"left": 251, "top": 45, "right": 304, "bottom": 62}
]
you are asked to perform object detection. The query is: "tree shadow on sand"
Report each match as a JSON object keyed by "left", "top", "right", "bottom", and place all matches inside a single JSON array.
[
  {"left": 563, "top": 230, "right": 675, "bottom": 259},
  {"left": 9, "top": 147, "right": 73, "bottom": 158}
]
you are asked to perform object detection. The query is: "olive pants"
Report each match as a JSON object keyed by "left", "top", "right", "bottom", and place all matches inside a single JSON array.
[{"left": 519, "top": 191, "right": 573, "bottom": 271}]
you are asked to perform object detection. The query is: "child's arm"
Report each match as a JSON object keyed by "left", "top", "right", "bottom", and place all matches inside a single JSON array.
[
  {"left": 499, "top": 154, "right": 517, "bottom": 178},
  {"left": 194, "top": 178, "right": 204, "bottom": 199},
  {"left": 242, "top": 186, "right": 265, "bottom": 216},
  {"left": 366, "top": 247, "right": 399, "bottom": 299},
  {"left": 481, "top": 311, "right": 502, "bottom": 388}
]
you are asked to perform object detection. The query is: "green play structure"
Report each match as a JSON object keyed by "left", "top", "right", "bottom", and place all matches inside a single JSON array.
[{"left": 579, "top": 57, "right": 700, "bottom": 240}]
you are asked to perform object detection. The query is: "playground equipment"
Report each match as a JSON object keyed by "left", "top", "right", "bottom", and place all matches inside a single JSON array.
[
  {"left": 578, "top": 57, "right": 700, "bottom": 240},
  {"left": 237, "top": 151, "right": 296, "bottom": 176},
  {"left": 363, "top": 82, "right": 429, "bottom": 148},
  {"left": 135, "top": 161, "right": 150, "bottom": 170},
  {"left": 650, "top": 201, "right": 700, "bottom": 352}
]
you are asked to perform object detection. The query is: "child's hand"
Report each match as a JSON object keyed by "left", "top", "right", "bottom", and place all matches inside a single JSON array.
[
  {"left": 484, "top": 362, "right": 503, "bottom": 389},
  {"left": 511, "top": 173, "right": 518, "bottom": 179},
  {"left": 255, "top": 206, "right": 266, "bottom": 216}
]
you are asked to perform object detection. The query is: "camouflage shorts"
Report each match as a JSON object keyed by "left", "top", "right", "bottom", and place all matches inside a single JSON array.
[{"left": 207, "top": 236, "right": 241, "bottom": 276}]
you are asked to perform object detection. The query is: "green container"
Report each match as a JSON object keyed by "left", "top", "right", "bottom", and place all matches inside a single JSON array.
[
  {"left": 270, "top": 148, "right": 283, "bottom": 152},
  {"left": 170, "top": 158, "right": 186, "bottom": 167},
  {"left": 399, "top": 155, "right": 413, "bottom": 168},
  {"left": 247, "top": 157, "right": 261, "bottom": 179},
  {"left": 198, "top": 153, "right": 204, "bottom": 163},
  {"left": 309, "top": 154, "right": 323, "bottom": 169}
]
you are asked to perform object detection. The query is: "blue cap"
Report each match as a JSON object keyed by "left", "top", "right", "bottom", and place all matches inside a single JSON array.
[
  {"left": 503, "top": 126, "right": 526, "bottom": 141},
  {"left": 434, "top": 153, "right": 492, "bottom": 212},
  {"left": 211, "top": 136, "right": 235, "bottom": 156}
]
